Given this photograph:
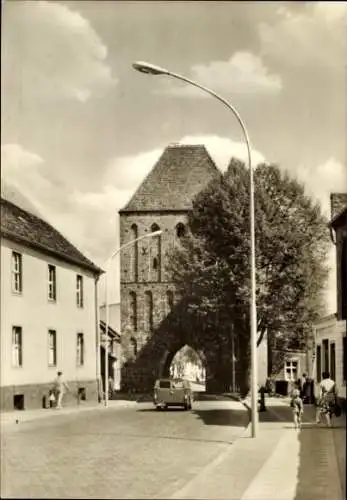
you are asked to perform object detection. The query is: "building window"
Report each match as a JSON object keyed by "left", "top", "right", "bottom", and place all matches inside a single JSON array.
[
  {"left": 130, "top": 224, "right": 139, "bottom": 282},
  {"left": 176, "top": 223, "right": 186, "bottom": 239},
  {"left": 343, "top": 336, "right": 347, "bottom": 383},
  {"left": 12, "top": 326, "right": 22, "bottom": 367},
  {"left": 48, "top": 330, "right": 57, "bottom": 366},
  {"left": 48, "top": 265, "right": 56, "bottom": 301},
  {"left": 129, "top": 292, "right": 137, "bottom": 331},
  {"left": 284, "top": 360, "right": 298, "bottom": 382},
  {"left": 145, "top": 291, "right": 153, "bottom": 332},
  {"left": 316, "top": 345, "right": 322, "bottom": 383},
  {"left": 77, "top": 333, "right": 84, "bottom": 366},
  {"left": 322, "top": 338, "right": 329, "bottom": 374},
  {"left": 330, "top": 342, "right": 336, "bottom": 381},
  {"left": 150, "top": 223, "right": 161, "bottom": 282},
  {"left": 12, "top": 252, "right": 22, "bottom": 293},
  {"left": 130, "top": 337, "right": 137, "bottom": 357},
  {"left": 76, "top": 275, "right": 84, "bottom": 308},
  {"left": 166, "top": 290, "right": 174, "bottom": 314}
]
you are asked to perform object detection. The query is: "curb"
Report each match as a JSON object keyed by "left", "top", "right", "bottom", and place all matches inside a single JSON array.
[{"left": 1, "top": 399, "right": 139, "bottom": 427}]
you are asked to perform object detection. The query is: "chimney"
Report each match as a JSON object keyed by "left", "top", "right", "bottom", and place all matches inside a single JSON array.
[{"left": 330, "top": 193, "right": 347, "bottom": 219}]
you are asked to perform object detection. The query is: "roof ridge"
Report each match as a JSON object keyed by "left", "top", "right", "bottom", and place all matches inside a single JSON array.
[{"left": 1, "top": 197, "right": 103, "bottom": 274}]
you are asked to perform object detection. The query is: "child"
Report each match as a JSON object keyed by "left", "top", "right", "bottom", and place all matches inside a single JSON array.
[
  {"left": 290, "top": 388, "right": 304, "bottom": 430},
  {"left": 48, "top": 389, "right": 56, "bottom": 408}
]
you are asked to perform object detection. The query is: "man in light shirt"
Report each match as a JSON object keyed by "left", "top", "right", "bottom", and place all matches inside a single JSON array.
[
  {"left": 53, "top": 371, "right": 69, "bottom": 409},
  {"left": 316, "top": 371, "right": 337, "bottom": 427}
]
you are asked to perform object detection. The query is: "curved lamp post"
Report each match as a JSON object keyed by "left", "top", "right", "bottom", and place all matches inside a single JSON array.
[
  {"left": 132, "top": 61, "right": 258, "bottom": 437},
  {"left": 102, "top": 229, "right": 162, "bottom": 407}
]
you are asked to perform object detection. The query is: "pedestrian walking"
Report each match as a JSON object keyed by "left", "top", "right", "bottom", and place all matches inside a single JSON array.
[
  {"left": 53, "top": 371, "right": 69, "bottom": 409},
  {"left": 315, "top": 371, "right": 337, "bottom": 427},
  {"left": 290, "top": 388, "right": 304, "bottom": 430},
  {"left": 108, "top": 376, "right": 114, "bottom": 399},
  {"left": 300, "top": 372, "right": 307, "bottom": 400}
]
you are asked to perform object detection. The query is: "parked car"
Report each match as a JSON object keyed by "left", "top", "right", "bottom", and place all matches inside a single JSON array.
[{"left": 153, "top": 378, "right": 193, "bottom": 410}]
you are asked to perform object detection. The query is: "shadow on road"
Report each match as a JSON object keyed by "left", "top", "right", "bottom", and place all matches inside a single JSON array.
[
  {"left": 192, "top": 408, "right": 247, "bottom": 427},
  {"left": 136, "top": 407, "right": 186, "bottom": 412}
]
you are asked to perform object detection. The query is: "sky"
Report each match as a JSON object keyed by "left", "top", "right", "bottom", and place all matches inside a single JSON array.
[{"left": 1, "top": 0, "right": 347, "bottom": 311}]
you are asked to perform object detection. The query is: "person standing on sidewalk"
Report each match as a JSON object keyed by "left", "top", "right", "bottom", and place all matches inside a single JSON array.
[
  {"left": 290, "top": 388, "right": 304, "bottom": 430},
  {"left": 53, "top": 371, "right": 69, "bottom": 409},
  {"left": 316, "top": 371, "right": 337, "bottom": 427}
]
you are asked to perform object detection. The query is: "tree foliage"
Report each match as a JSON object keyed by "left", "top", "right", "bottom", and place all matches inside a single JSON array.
[{"left": 167, "top": 160, "right": 330, "bottom": 354}]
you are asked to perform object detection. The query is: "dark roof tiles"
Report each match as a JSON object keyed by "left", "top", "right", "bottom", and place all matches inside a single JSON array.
[
  {"left": 120, "top": 144, "right": 221, "bottom": 212},
  {"left": 1, "top": 198, "right": 102, "bottom": 274}
]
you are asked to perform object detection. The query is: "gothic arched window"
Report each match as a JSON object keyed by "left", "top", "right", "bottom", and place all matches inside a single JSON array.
[
  {"left": 130, "top": 224, "right": 138, "bottom": 282},
  {"left": 130, "top": 337, "right": 137, "bottom": 357},
  {"left": 129, "top": 291, "right": 137, "bottom": 331},
  {"left": 150, "top": 223, "right": 161, "bottom": 282},
  {"left": 176, "top": 223, "right": 186, "bottom": 239},
  {"left": 145, "top": 290, "right": 154, "bottom": 332},
  {"left": 166, "top": 290, "right": 174, "bottom": 314}
]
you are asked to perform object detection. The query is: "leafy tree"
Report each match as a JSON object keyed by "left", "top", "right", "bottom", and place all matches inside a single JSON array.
[{"left": 167, "top": 160, "right": 330, "bottom": 390}]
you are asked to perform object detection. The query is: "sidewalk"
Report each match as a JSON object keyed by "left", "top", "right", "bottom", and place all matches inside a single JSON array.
[
  {"left": 170, "top": 397, "right": 346, "bottom": 500},
  {"left": 0, "top": 398, "right": 137, "bottom": 428}
]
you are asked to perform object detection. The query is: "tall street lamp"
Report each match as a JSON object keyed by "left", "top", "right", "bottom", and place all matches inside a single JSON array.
[
  {"left": 102, "top": 229, "right": 162, "bottom": 407},
  {"left": 132, "top": 61, "right": 258, "bottom": 437}
]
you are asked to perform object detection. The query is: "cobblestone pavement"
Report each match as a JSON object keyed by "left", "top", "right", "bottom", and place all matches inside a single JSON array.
[{"left": 1, "top": 397, "right": 247, "bottom": 499}]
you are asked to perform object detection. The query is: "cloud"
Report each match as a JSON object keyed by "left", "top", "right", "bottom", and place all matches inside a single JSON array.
[
  {"left": 291, "top": 157, "right": 347, "bottom": 315},
  {"left": 1, "top": 144, "right": 49, "bottom": 213},
  {"left": 156, "top": 52, "right": 282, "bottom": 98},
  {"left": 2, "top": 0, "right": 116, "bottom": 102},
  {"left": 180, "top": 135, "right": 266, "bottom": 170},
  {"left": 258, "top": 3, "right": 347, "bottom": 68},
  {"left": 104, "top": 149, "right": 164, "bottom": 191},
  {"left": 293, "top": 158, "right": 347, "bottom": 217},
  {"left": 1, "top": 143, "right": 102, "bottom": 266}
]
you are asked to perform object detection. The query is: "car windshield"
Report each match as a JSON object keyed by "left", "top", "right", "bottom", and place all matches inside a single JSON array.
[{"left": 159, "top": 380, "right": 171, "bottom": 389}]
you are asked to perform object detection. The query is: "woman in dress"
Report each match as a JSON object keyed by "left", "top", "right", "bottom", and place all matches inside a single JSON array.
[{"left": 316, "top": 371, "right": 337, "bottom": 427}]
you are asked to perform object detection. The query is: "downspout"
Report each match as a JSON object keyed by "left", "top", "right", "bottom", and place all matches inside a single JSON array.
[{"left": 95, "top": 274, "right": 102, "bottom": 403}]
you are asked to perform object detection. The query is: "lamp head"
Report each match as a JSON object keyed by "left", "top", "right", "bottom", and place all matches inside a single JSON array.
[{"left": 132, "top": 61, "right": 168, "bottom": 76}]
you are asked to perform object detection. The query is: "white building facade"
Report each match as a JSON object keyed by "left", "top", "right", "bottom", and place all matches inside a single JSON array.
[
  {"left": 1, "top": 199, "right": 102, "bottom": 411},
  {"left": 313, "top": 314, "right": 346, "bottom": 402}
]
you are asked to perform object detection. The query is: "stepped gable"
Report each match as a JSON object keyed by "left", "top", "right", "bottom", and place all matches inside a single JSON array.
[
  {"left": 1, "top": 198, "right": 103, "bottom": 274},
  {"left": 120, "top": 144, "right": 221, "bottom": 212}
]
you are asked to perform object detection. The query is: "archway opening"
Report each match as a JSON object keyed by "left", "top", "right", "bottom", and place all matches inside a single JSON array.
[{"left": 169, "top": 345, "right": 206, "bottom": 391}]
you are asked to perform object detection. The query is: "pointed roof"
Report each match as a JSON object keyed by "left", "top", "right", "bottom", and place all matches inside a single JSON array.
[
  {"left": 120, "top": 144, "right": 221, "bottom": 213},
  {"left": 1, "top": 198, "right": 103, "bottom": 274}
]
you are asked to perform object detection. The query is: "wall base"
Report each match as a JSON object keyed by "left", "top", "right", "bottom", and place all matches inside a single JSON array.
[{"left": 0, "top": 379, "right": 98, "bottom": 412}]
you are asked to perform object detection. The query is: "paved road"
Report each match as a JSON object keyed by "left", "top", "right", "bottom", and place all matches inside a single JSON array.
[{"left": 1, "top": 397, "right": 247, "bottom": 499}]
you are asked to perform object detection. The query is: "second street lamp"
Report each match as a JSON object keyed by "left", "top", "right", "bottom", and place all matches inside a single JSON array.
[
  {"left": 132, "top": 60, "right": 259, "bottom": 437},
  {"left": 102, "top": 229, "right": 162, "bottom": 407}
]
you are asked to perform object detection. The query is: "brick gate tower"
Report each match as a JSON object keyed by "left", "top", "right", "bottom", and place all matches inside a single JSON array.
[{"left": 118, "top": 144, "right": 221, "bottom": 390}]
